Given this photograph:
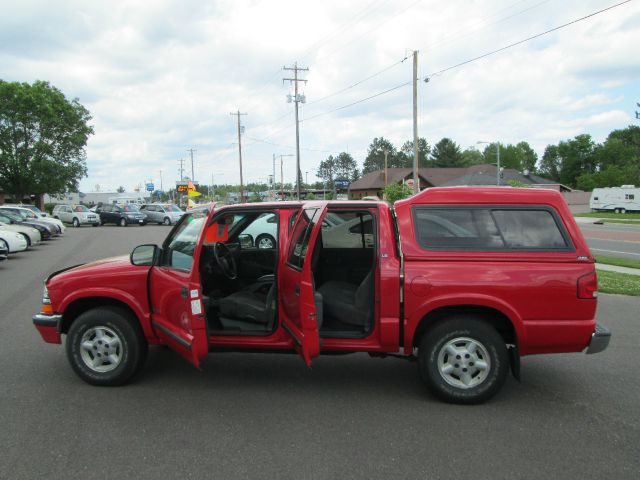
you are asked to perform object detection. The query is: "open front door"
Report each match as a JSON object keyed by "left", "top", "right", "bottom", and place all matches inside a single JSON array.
[
  {"left": 149, "top": 212, "right": 209, "bottom": 368},
  {"left": 279, "top": 205, "right": 327, "bottom": 366}
]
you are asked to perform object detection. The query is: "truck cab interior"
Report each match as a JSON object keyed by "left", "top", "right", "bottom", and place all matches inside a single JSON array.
[{"left": 199, "top": 207, "right": 377, "bottom": 339}]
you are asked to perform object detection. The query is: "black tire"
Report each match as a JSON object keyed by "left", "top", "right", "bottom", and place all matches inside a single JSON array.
[
  {"left": 72, "top": 217, "right": 80, "bottom": 228},
  {"left": 92, "top": 223, "right": 99, "bottom": 227},
  {"left": 119, "top": 217, "right": 127, "bottom": 227},
  {"left": 0, "top": 238, "right": 10, "bottom": 253},
  {"left": 418, "top": 317, "right": 508, "bottom": 404},
  {"left": 163, "top": 217, "right": 171, "bottom": 226},
  {"left": 255, "top": 233, "right": 276, "bottom": 249},
  {"left": 65, "top": 306, "right": 148, "bottom": 386}
]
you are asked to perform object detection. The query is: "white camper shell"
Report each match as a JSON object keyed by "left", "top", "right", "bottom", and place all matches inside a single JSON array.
[{"left": 590, "top": 185, "right": 640, "bottom": 213}]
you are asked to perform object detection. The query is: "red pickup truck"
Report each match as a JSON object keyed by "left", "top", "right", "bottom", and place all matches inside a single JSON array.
[{"left": 33, "top": 187, "right": 610, "bottom": 403}]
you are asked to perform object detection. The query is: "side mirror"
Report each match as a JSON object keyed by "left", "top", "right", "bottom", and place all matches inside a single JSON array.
[
  {"left": 238, "top": 234, "right": 254, "bottom": 249},
  {"left": 131, "top": 244, "right": 159, "bottom": 266}
]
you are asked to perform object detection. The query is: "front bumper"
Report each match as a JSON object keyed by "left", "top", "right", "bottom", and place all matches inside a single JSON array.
[
  {"left": 32, "top": 313, "right": 62, "bottom": 344},
  {"left": 585, "top": 323, "right": 611, "bottom": 354}
]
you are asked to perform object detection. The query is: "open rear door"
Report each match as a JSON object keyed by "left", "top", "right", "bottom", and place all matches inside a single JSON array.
[{"left": 279, "top": 204, "right": 327, "bottom": 366}]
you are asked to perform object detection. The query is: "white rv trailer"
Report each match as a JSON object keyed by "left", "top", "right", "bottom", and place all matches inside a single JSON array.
[{"left": 590, "top": 185, "right": 640, "bottom": 213}]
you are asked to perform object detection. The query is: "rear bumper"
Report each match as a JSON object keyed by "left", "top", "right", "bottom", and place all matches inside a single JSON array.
[
  {"left": 585, "top": 324, "right": 611, "bottom": 355},
  {"left": 32, "top": 313, "right": 62, "bottom": 344}
]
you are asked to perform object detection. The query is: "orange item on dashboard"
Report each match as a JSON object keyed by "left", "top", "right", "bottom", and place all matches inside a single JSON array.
[{"left": 205, "top": 222, "right": 228, "bottom": 243}]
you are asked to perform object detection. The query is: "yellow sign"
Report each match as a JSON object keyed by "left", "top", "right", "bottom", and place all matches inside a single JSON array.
[{"left": 188, "top": 190, "right": 202, "bottom": 197}]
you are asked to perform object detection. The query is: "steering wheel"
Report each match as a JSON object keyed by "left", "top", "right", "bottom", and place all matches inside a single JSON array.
[{"left": 213, "top": 242, "right": 238, "bottom": 280}]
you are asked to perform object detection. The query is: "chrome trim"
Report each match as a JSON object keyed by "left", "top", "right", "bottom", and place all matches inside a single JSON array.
[
  {"left": 32, "top": 313, "right": 62, "bottom": 329},
  {"left": 585, "top": 324, "right": 611, "bottom": 355}
]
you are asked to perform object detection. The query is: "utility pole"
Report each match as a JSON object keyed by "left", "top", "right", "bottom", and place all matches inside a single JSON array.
[
  {"left": 279, "top": 154, "right": 294, "bottom": 200},
  {"left": 496, "top": 143, "right": 501, "bottom": 186},
  {"left": 283, "top": 62, "right": 309, "bottom": 200},
  {"left": 178, "top": 158, "right": 185, "bottom": 181},
  {"left": 159, "top": 169, "right": 163, "bottom": 191},
  {"left": 272, "top": 154, "right": 276, "bottom": 196},
  {"left": 412, "top": 50, "right": 419, "bottom": 194},
  {"left": 187, "top": 148, "right": 197, "bottom": 181},
  {"left": 384, "top": 149, "right": 389, "bottom": 189},
  {"left": 230, "top": 110, "right": 247, "bottom": 202}
]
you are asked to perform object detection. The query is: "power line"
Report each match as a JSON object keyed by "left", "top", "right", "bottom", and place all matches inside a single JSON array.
[
  {"left": 301, "top": 81, "right": 412, "bottom": 123},
  {"left": 306, "top": 55, "right": 410, "bottom": 106},
  {"left": 424, "top": 0, "right": 633, "bottom": 80}
]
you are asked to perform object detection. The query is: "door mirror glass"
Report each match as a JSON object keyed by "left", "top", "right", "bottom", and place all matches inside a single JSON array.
[
  {"left": 131, "top": 244, "right": 159, "bottom": 266},
  {"left": 238, "top": 234, "right": 254, "bottom": 249}
]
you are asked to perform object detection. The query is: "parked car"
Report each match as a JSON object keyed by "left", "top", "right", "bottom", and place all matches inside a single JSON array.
[
  {"left": 32, "top": 187, "right": 609, "bottom": 404},
  {"left": 0, "top": 221, "right": 41, "bottom": 248},
  {"left": 0, "top": 212, "right": 53, "bottom": 240},
  {"left": 53, "top": 204, "right": 100, "bottom": 227},
  {"left": 0, "top": 229, "right": 28, "bottom": 253},
  {"left": 0, "top": 206, "right": 65, "bottom": 234},
  {"left": 96, "top": 203, "right": 147, "bottom": 226},
  {"left": 140, "top": 203, "right": 184, "bottom": 225},
  {"left": 18, "top": 204, "right": 50, "bottom": 217}
]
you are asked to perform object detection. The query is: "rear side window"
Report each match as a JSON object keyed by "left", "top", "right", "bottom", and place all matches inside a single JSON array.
[{"left": 413, "top": 206, "right": 572, "bottom": 251}]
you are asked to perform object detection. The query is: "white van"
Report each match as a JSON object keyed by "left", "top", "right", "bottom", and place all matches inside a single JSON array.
[{"left": 590, "top": 186, "right": 640, "bottom": 213}]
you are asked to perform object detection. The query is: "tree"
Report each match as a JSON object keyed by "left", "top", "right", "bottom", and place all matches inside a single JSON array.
[
  {"left": 383, "top": 183, "right": 413, "bottom": 204},
  {"left": 363, "top": 137, "right": 400, "bottom": 174},
  {"left": 539, "top": 145, "right": 561, "bottom": 181},
  {"left": 516, "top": 141, "right": 538, "bottom": 173},
  {"left": 461, "top": 147, "right": 485, "bottom": 166},
  {"left": 399, "top": 137, "right": 430, "bottom": 168},
  {"left": 317, "top": 155, "right": 336, "bottom": 191},
  {"left": 0, "top": 80, "right": 94, "bottom": 201},
  {"left": 116, "top": 186, "right": 126, "bottom": 193},
  {"left": 333, "top": 152, "right": 358, "bottom": 181},
  {"left": 430, "top": 138, "right": 464, "bottom": 167}
]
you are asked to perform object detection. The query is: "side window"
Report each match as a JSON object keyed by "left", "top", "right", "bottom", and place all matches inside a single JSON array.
[
  {"left": 235, "top": 212, "right": 278, "bottom": 249},
  {"left": 413, "top": 207, "right": 572, "bottom": 251},
  {"left": 287, "top": 208, "right": 317, "bottom": 269},
  {"left": 162, "top": 212, "right": 207, "bottom": 270},
  {"left": 492, "top": 210, "right": 568, "bottom": 249},
  {"left": 323, "top": 211, "right": 375, "bottom": 249}
]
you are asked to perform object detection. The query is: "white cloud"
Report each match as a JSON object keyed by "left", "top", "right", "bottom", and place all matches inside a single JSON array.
[{"left": 1, "top": 0, "right": 639, "bottom": 191}]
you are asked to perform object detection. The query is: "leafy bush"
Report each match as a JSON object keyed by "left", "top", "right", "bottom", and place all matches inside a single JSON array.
[{"left": 384, "top": 183, "right": 413, "bottom": 204}]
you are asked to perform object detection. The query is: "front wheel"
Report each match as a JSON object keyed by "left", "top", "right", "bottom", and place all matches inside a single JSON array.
[
  {"left": 72, "top": 217, "right": 80, "bottom": 228},
  {"left": 163, "top": 217, "right": 171, "bottom": 226},
  {"left": 65, "top": 307, "right": 148, "bottom": 386},
  {"left": 119, "top": 217, "right": 127, "bottom": 227},
  {"left": 419, "top": 317, "right": 508, "bottom": 404},
  {"left": 20, "top": 233, "right": 31, "bottom": 248}
]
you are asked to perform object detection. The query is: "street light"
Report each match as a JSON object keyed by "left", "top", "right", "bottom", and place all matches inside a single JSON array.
[{"left": 477, "top": 141, "right": 502, "bottom": 186}]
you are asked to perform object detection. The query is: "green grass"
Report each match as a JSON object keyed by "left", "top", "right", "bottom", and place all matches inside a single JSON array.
[
  {"left": 575, "top": 212, "right": 640, "bottom": 220},
  {"left": 595, "top": 255, "right": 640, "bottom": 270},
  {"left": 597, "top": 270, "right": 640, "bottom": 296}
]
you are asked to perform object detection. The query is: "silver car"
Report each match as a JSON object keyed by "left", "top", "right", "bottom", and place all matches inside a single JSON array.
[
  {"left": 139, "top": 203, "right": 184, "bottom": 225},
  {"left": 53, "top": 204, "right": 100, "bottom": 227}
]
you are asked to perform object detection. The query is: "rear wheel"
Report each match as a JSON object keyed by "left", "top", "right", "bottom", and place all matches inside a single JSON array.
[
  {"left": 0, "top": 238, "right": 10, "bottom": 253},
  {"left": 163, "top": 217, "right": 171, "bottom": 226},
  {"left": 256, "top": 233, "right": 276, "bottom": 249},
  {"left": 65, "top": 307, "right": 148, "bottom": 386},
  {"left": 620, "top": 208, "right": 626, "bottom": 214},
  {"left": 419, "top": 317, "right": 508, "bottom": 404},
  {"left": 119, "top": 217, "right": 127, "bottom": 227},
  {"left": 72, "top": 217, "right": 80, "bottom": 228}
]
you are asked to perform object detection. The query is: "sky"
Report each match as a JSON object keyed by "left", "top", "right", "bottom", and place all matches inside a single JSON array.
[{"left": 1, "top": 0, "right": 639, "bottom": 193}]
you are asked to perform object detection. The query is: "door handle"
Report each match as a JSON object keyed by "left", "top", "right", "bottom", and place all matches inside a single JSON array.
[
  {"left": 295, "top": 285, "right": 300, "bottom": 297},
  {"left": 181, "top": 286, "right": 188, "bottom": 299}
]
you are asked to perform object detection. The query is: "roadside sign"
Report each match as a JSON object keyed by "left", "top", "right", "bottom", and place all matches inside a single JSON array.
[
  {"left": 335, "top": 179, "right": 350, "bottom": 189},
  {"left": 146, "top": 183, "right": 154, "bottom": 191}
]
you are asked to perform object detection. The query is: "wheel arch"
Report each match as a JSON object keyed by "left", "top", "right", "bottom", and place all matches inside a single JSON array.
[
  {"left": 59, "top": 296, "right": 157, "bottom": 343},
  {"left": 411, "top": 304, "right": 519, "bottom": 351}
]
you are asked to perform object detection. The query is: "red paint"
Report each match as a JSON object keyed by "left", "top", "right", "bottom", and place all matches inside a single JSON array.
[{"left": 36, "top": 188, "right": 601, "bottom": 372}]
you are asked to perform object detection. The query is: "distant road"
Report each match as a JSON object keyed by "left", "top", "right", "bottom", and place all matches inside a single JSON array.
[{"left": 579, "top": 223, "right": 640, "bottom": 259}]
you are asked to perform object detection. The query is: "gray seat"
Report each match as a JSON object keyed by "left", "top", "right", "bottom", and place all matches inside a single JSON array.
[
  {"left": 218, "top": 280, "right": 276, "bottom": 327},
  {"left": 318, "top": 269, "right": 374, "bottom": 329}
]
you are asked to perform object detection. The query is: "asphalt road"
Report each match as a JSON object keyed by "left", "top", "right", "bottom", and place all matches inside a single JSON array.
[
  {"left": 579, "top": 222, "right": 640, "bottom": 260},
  {"left": 1, "top": 225, "right": 638, "bottom": 480}
]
